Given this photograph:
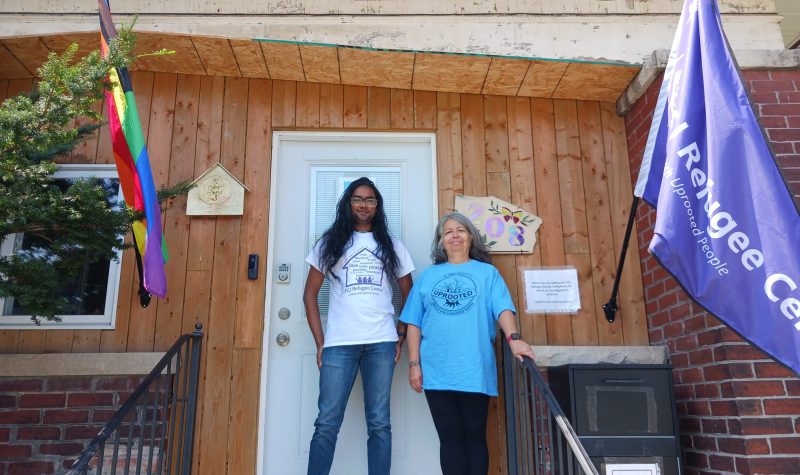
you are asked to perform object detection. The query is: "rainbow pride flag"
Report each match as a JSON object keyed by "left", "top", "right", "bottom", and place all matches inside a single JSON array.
[{"left": 98, "top": 0, "right": 167, "bottom": 298}]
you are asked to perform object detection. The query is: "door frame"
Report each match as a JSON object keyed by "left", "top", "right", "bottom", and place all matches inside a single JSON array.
[{"left": 256, "top": 130, "right": 438, "bottom": 475}]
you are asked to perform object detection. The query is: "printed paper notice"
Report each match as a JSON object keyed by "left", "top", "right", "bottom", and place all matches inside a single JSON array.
[{"left": 523, "top": 268, "right": 580, "bottom": 314}]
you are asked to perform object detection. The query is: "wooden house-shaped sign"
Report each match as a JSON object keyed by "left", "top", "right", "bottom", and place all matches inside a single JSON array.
[{"left": 186, "top": 162, "right": 249, "bottom": 216}]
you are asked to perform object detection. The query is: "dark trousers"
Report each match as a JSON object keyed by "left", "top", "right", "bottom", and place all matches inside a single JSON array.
[{"left": 424, "top": 390, "right": 490, "bottom": 475}]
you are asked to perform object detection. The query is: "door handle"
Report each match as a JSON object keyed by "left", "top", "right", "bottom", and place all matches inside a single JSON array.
[{"left": 276, "top": 332, "right": 290, "bottom": 346}]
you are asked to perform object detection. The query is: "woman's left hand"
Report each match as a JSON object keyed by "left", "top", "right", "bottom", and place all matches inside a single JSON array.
[
  {"left": 509, "top": 339, "right": 536, "bottom": 362},
  {"left": 409, "top": 366, "right": 423, "bottom": 393}
]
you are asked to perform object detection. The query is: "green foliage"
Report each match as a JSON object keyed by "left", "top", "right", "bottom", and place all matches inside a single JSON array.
[{"left": 0, "top": 26, "right": 188, "bottom": 324}]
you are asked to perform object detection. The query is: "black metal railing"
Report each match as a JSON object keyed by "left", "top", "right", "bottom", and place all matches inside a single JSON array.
[
  {"left": 502, "top": 339, "right": 598, "bottom": 475},
  {"left": 68, "top": 324, "right": 204, "bottom": 475}
]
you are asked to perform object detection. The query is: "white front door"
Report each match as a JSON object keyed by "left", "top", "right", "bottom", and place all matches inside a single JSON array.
[{"left": 258, "top": 132, "right": 441, "bottom": 475}]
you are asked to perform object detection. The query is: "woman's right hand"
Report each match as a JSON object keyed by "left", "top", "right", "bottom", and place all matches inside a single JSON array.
[{"left": 409, "top": 366, "right": 423, "bottom": 393}]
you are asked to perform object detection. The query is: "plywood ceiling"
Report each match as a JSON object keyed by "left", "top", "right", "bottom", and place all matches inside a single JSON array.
[{"left": 0, "top": 32, "right": 639, "bottom": 102}]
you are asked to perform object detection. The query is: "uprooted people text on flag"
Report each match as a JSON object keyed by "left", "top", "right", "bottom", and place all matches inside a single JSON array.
[
  {"left": 98, "top": 0, "right": 167, "bottom": 298},
  {"left": 635, "top": 0, "right": 800, "bottom": 374}
]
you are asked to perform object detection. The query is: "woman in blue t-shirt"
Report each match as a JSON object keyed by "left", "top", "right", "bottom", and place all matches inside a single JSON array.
[{"left": 400, "top": 212, "right": 535, "bottom": 475}]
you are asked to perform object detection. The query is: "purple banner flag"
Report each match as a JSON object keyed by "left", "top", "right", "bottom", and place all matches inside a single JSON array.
[{"left": 635, "top": 0, "right": 800, "bottom": 374}]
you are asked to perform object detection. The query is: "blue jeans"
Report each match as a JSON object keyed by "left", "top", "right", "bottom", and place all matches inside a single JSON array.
[{"left": 307, "top": 342, "right": 395, "bottom": 475}]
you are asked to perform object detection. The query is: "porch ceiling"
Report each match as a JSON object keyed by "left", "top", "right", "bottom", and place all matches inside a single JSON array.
[{"left": 0, "top": 32, "right": 640, "bottom": 102}]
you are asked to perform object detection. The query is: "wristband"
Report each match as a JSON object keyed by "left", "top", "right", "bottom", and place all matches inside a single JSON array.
[
  {"left": 506, "top": 332, "right": 521, "bottom": 342},
  {"left": 408, "top": 360, "right": 419, "bottom": 368},
  {"left": 397, "top": 331, "right": 406, "bottom": 338}
]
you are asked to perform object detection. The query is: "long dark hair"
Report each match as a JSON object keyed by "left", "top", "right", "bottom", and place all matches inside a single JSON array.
[{"left": 317, "top": 177, "right": 400, "bottom": 280}]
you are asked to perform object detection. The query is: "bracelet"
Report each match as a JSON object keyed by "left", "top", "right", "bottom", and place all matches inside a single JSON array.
[
  {"left": 408, "top": 360, "right": 419, "bottom": 368},
  {"left": 397, "top": 331, "right": 406, "bottom": 338}
]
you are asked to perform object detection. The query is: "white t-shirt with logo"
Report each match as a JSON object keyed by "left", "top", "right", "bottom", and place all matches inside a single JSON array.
[{"left": 306, "top": 232, "right": 415, "bottom": 347}]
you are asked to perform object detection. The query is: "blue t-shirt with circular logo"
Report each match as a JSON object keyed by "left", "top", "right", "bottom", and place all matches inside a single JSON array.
[{"left": 399, "top": 259, "right": 515, "bottom": 396}]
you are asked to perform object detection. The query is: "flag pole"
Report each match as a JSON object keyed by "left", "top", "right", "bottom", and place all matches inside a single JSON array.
[
  {"left": 130, "top": 232, "right": 152, "bottom": 308},
  {"left": 100, "top": 0, "right": 168, "bottom": 299},
  {"left": 603, "top": 195, "right": 640, "bottom": 323}
]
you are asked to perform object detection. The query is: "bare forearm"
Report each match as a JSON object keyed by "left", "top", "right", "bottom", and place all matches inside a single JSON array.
[
  {"left": 398, "top": 274, "right": 413, "bottom": 309},
  {"left": 303, "top": 267, "right": 326, "bottom": 349},
  {"left": 304, "top": 296, "right": 324, "bottom": 348},
  {"left": 498, "top": 309, "right": 519, "bottom": 336},
  {"left": 395, "top": 274, "right": 413, "bottom": 348},
  {"left": 498, "top": 309, "right": 536, "bottom": 361},
  {"left": 406, "top": 324, "right": 423, "bottom": 392},
  {"left": 407, "top": 324, "right": 421, "bottom": 362}
]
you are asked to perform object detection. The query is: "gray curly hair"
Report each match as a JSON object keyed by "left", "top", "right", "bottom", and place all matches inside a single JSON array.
[{"left": 431, "top": 212, "right": 492, "bottom": 264}]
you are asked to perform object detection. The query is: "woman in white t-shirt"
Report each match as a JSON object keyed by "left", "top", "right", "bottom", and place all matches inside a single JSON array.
[{"left": 305, "top": 177, "right": 415, "bottom": 475}]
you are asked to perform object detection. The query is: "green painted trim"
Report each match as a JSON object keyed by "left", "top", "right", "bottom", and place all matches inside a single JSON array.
[{"left": 251, "top": 37, "right": 642, "bottom": 67}]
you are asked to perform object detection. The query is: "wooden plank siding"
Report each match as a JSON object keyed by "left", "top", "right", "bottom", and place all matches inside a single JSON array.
[
  {"left": 0, "top": 75, "right": 646, "bottom": 475},
  {"left": 507, "top": 97, "right": 547, "bottom": 345}
]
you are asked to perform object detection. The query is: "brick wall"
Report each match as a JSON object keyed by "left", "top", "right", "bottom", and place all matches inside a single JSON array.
[
  {"left": 625, "top": 70, "right": 800, "bottom": 475},
  {"left": 0, "top": 375, "right": 143, "bottom": 475}
]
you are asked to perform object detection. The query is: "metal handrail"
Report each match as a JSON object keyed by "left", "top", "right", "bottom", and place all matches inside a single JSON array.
[
  {"left": 68, "top": 324, "right": 204, "bottom": 475},
  {"left": 503, "top": 338, "right": 599, "bottom": 475}
]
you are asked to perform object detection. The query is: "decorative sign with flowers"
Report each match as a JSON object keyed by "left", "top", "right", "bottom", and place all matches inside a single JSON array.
[{"left": 454, "top": 195, "right": 542, "bottom": 253}]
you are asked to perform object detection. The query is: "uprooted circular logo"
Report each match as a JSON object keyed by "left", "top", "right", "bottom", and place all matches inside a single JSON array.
[{"left": 430, "top": 273, "right": 478, "bottom": 315}]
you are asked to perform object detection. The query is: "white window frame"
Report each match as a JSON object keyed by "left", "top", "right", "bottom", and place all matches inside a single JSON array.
[{"left": 0, "top": 164, "right": 123, "bottom": 329}]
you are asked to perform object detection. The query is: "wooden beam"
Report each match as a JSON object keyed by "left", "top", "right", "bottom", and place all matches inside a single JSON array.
[
  {"left": 193, "top": 37, "right": 241, "bottom": 77},
  {"left": 1, "top": 38, "right": 45, "bottom": 77},
  {"left": 261, "top": 42, "right": 304, "bottom": 81},
  {"left": 482, "top": 57, "right": 529, "bottom": 96},
  {"left": 577, "top": 100, "right": 623, "bottom": 345},
  {"left": 343, "top": 85, "right": 367, "bottom": 128},
  {"left": 435, "top": 92, "right": 462, "bottom": 216},
  {"left": 319, "top": 83, "right": 343, "bottom": 128},
  {"left": 554, "top": 99, "right": 589, "bottom": 255},
  {"left": 230, "top": 39, "right": 269, "bottom": 78},
  {"left": 39, "top": 33, "right": 95, "bottom": 58},
  {"left": 134, "top": 34, "right": 206, "bottom": 75},
  {"left": 338, "top": 47, "right": 413, "bottom": 89},
  {"left": 460, "top": 93, "right": 487, "bottom": 195},
  {"left": 367, "top": 87, "right": 390, "bottom": 129},
  {"left": 299, "top": 44, "right": 340, "bottom": 84},
  {"left": 0, "top": 31, "right": 641, "bottom": 103},
  {"left": 390, "top": 88, "right": 413, "bottom": 129},
  {"left": 518, "top": 60, "right": 569, "bottom": 98},
  {"left": 271, "top": 79, "right": 297, "bottom": 128},
  {"left": 414, "top": 53, "right": 491, "bottom": 94},
  {"left": 506, "top": 97, "right": 547, "bottom": 344},
  {"left": 599, "top": 102, "right": 649, "bottom": 345},
  {"left": 531, "top": 98, "right": 569, "bottom": 345},
  {"left": 554, "top": 63, "right": 638, "bottom": 102},
  {"left": 296, "top": 81, "right": 321, "bottom": 128},
  {"left": 413, "top": 90, "right": 437, "bottom": 130},
  {"left": 154, "top": 74, "right": 201, "bottom": 350},
  {"left": 235, "top": 78, "right": 271, "bottom": 349}
]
